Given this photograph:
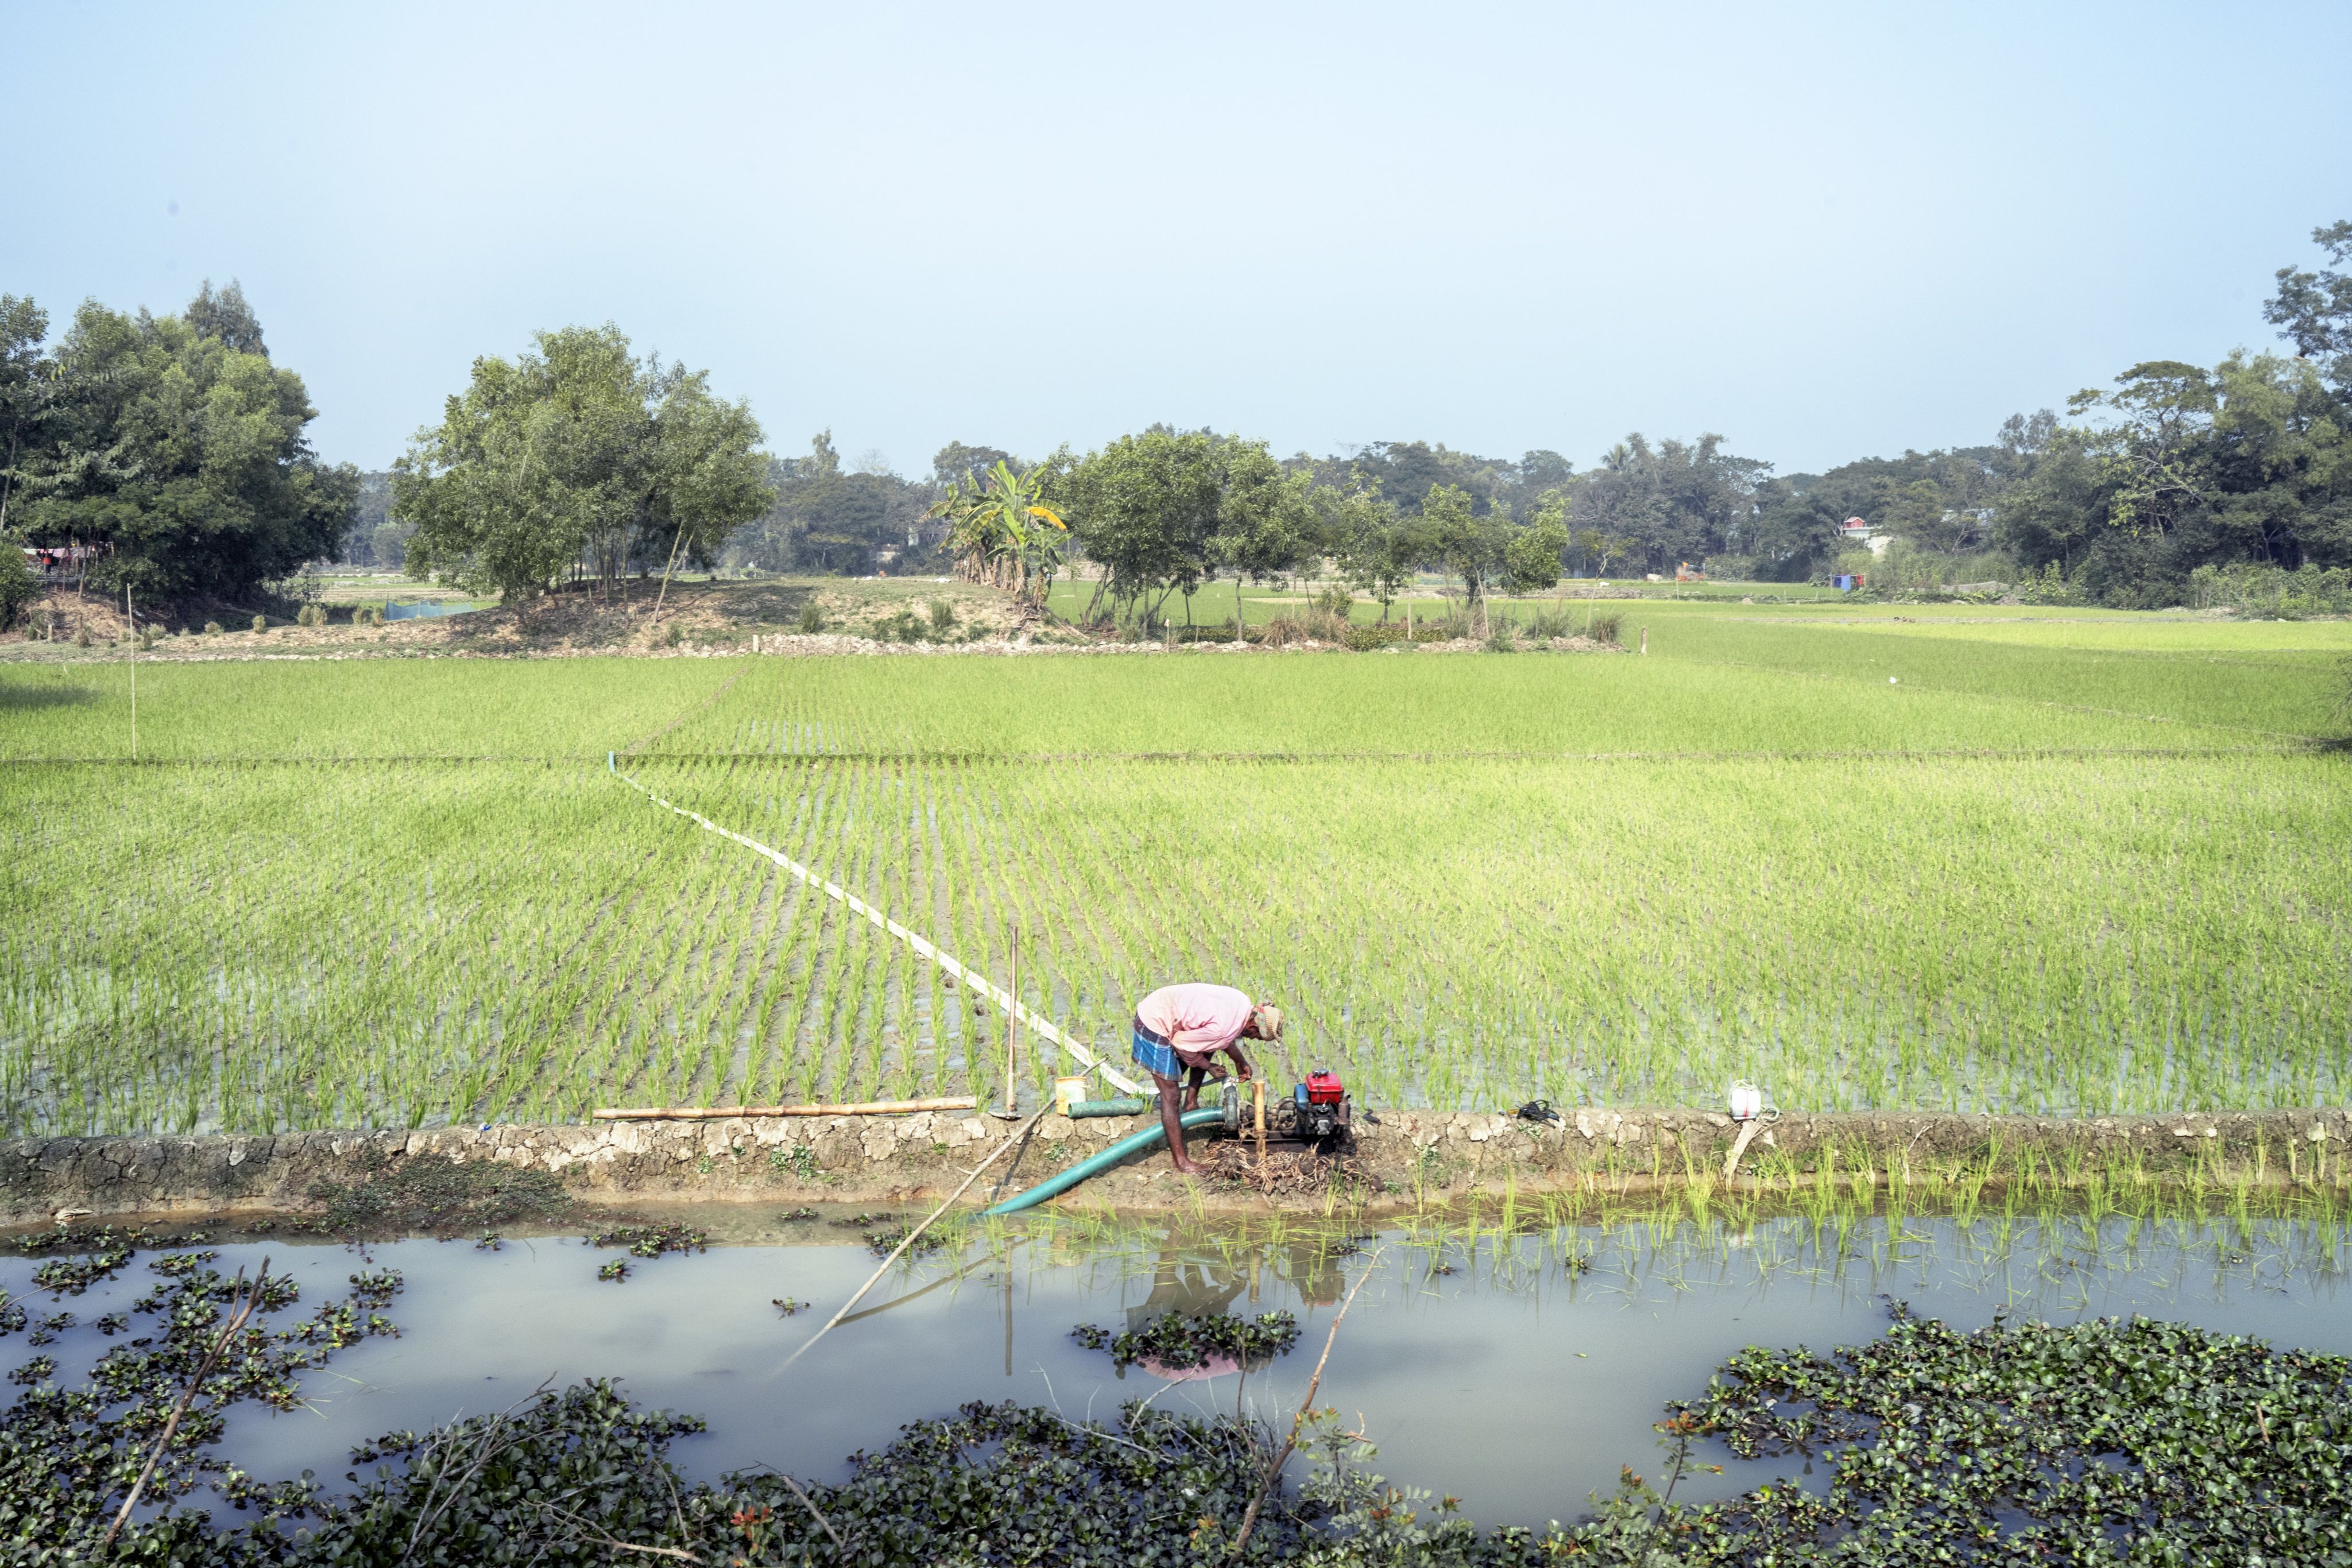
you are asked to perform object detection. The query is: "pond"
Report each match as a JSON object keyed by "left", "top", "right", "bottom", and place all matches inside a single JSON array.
[
  {"left": 381, "top": 598, "right": 482, "bottom": 621},
  {"left": 6, "top": 1206, "right": 2347, "bottom": 1531}
]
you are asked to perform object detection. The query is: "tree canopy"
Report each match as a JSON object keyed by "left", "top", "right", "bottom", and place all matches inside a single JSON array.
[
  {"left": 392, "top": 325, "right": 769, "bottom": 600},
  {"left": 0, "top": 282, "right": 357, "bottom": 600}
]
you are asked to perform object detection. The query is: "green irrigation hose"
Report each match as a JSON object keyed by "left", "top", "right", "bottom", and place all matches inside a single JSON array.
[{"left": 983, "top": 1109, "right": 1227, "bottom": 1215}]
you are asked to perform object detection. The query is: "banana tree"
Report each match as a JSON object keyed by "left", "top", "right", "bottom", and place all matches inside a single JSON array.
[{"left": 927, "top": 459, "right": 1066, "bottom": 605}]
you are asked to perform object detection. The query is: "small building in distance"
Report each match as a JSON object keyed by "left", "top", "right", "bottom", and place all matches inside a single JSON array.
[{"left": 1840, "top": 518, "right": 1892, "bottom": 559}]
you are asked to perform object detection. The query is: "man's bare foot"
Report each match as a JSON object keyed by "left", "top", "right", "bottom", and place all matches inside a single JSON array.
[{"left": 1171, "top": 1157, "right": 1202, "bottom": 1175}]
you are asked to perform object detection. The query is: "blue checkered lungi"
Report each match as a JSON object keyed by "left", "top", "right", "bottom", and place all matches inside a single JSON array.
[{"left": 1131, "top": 1017, "right": 1181, "bottom": 1081}]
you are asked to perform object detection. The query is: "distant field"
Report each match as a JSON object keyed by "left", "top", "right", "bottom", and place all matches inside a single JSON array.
[{"left": 2, "top": 604, "right": 2345, "bottom": 1135}]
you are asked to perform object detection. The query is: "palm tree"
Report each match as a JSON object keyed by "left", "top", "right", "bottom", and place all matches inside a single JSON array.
[{"left": 927, "top": 460, "right": 1065, "bottom": 605}]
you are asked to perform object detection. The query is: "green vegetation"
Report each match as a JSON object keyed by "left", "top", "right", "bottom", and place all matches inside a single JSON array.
[
  {"left": 0, "top": 282, "right": 357, "bottom": 601},
  {"left": 393, "top": 323, "right": 771, "bottom": 601},
  {"left": 18, "top": 1205, "right": 2352, "bottom": 1562},
  {"left": 1, "top": 602, "right": 2343, "bottom": 1136}
]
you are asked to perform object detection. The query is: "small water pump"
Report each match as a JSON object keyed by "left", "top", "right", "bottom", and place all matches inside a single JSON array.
[
  {"left": 1217, "top": 1070, "right": 1353, "bottom": 1147},
  {"left": 1290, "top": 1068, "right": 1350, "bottom": 1142}
]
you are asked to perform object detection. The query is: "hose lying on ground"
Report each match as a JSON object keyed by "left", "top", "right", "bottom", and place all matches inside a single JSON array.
[{"left": 984, "top": 1109, "right": 1227, "bottom": 1215}]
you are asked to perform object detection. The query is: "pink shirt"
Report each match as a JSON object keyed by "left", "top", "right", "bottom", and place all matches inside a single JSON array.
[{"left": 1135, "top": 983, "right": 1254, "bottom": 1064}]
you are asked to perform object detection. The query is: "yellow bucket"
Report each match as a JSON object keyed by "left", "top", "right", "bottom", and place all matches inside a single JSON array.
[{"left": 1052, "top": 1075, "right": 1089, "bottom": 1115}]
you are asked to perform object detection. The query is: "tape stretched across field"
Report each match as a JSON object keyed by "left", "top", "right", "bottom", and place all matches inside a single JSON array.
[{"left": 609, "top": 752, "right": 1142, "bottom": 1097}]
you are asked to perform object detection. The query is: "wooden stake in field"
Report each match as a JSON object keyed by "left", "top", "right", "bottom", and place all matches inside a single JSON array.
[{"left": 126, "top": 584, "right": 136, "bottom": 762}]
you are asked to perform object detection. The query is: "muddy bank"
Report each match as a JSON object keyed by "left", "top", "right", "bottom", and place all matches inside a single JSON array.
[{"left": 7, "top": 1106, "right": 2347, "bottom": 1225}]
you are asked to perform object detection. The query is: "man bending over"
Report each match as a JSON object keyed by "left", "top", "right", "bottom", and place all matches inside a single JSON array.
[{"left": 1130, "top": 983, "right": 1283, "bottom": 1174}]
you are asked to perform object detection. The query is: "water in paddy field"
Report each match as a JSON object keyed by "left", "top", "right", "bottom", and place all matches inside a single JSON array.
[
  {"left": 381, "top": 599, "right": 481, "bottom": 621},
  {"left": 6, "top": 1209, "right": 2349, "bottom": 1531}
]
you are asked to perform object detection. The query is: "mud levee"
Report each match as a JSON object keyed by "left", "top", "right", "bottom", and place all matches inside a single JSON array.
[{"left": 6, "top": 1106, "right": 2349, "bottom": 1224}]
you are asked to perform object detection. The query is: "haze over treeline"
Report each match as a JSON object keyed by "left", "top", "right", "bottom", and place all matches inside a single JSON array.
[{"left": 4, "top": 220, "right": 2349, "bottom": 617}]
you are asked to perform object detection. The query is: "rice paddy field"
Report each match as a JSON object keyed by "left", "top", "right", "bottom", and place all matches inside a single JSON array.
[{"left": 2, "top": 603, "right": 2346, "bottom": 1136}]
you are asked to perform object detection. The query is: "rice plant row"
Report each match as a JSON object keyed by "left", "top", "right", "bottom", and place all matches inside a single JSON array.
[{"left": 4, "top": 731, "right": 2343, "bottom": 1135}]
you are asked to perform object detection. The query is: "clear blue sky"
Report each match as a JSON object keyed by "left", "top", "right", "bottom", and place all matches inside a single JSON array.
[{"left": 7, "top": 1, "right": 2348, "bottom": 479}]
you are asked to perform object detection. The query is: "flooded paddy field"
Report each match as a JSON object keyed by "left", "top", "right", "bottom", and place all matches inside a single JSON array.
[{"left": 9, "top": 1199, "right": 2347, "bottom": 1534}]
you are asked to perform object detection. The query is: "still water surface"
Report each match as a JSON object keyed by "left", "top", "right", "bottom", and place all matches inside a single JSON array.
[
  {"left": 5, "top": 1210, "right": 2345, "bottom": 1528},
  {"left": 381, "top": 599, "right": 481, "bottom": 621}
]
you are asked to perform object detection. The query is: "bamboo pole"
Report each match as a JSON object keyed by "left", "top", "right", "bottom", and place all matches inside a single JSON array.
[
  {"left": 773, "top": 1101, "right": 1049, "bottom": 1379},
  {"left": 1002, "top": 924, "right": 1018, "bottom": 1117},
  {"left": 591, "top": 1096, "right": 978, "bottom": 1121}
]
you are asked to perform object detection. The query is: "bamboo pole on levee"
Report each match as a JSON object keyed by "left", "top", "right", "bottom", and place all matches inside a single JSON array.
[{"left": 592, "top": 1097, "right": 978, "bottom": 1121}]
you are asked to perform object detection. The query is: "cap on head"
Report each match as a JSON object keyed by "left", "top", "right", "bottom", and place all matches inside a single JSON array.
[{"left": 1252, "top": 1004, "right": 1284, "bottom": 1040}]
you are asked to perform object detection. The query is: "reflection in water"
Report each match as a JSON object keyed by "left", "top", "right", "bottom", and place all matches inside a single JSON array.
[{"left": 0, "top": 1209, "right": 2343, "bottom": 1530}]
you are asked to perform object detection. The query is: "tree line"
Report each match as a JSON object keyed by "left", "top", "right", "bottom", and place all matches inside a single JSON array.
[
  {"left": 6, "top": 219, "right": 2345, "bottom": 618},
  {"left": 0, "top": 282, "right": 357, "bottom": 613},
  {"left": 726, "top": 214, "right": 2348, "bottom": 617}
]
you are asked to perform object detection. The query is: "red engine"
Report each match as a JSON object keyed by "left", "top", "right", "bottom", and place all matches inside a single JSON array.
[{"left": 1289, "top": 1069, "right": 1351, "bottom": 1142}]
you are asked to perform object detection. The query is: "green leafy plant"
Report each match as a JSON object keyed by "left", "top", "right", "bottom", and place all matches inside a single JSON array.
[
  {"left": 1069, "top": 1308, "right": 1301, "bottom": 1369},
  {"left": 771, "top": 1144, "right": 825, "bottom": 1182}
]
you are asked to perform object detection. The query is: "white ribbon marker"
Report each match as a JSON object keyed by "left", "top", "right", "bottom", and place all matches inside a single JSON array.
[{"left": 611, "top": 753, "right": 1140, "bottom": 1096}]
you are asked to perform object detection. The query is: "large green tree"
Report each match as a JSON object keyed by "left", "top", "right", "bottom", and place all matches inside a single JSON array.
[
  {"left": 2265, "top": 219, "right": 2352, "bottom": 396},
  {"left": 1205, "top": 440, "right": 1314, "bottom": 634},
  {"left": 1995, "top": 352, "right": 2350, "bottom": 601},
  {"left": 393, "top": 326, "right": 769, "bottom": 601},
  {"left": 1570, "top": 432, "right": 1771, "bottom": 574},
  {"left": 0, "top": 295, "right": 52, "bottom": 535},
  {"left": 1502, "top": 490, "right": 1572, "bottom": 595},
  {"left": 1059, "top": 428, "right": 1226, "bottom": 624},
  {"left": 1322, "top": 481, "right": 1412, "bottom": 617},
  {"left": 1418, "top": 482, "right": 1511, "bottom": 633},
  {"left": 1, "top": 284, "right": 357, "bottom": 599}
]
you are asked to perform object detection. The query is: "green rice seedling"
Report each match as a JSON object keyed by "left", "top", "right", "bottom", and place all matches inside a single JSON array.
[{"left": 2, "top": 607, "right": 2345, "bottom": 1135}]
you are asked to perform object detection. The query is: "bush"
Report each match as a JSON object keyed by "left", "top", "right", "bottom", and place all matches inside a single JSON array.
[
  {"left": 871, "top": 609, "right": 929, "bottom": 642},
  {"left": 1257, "top": 613, "right": 1330, "bottom": 648},
  {"left": 1341, "top": 620, "right": 1410, "bottom": 652},
  {"left": 1586, "top": 609, "right": 1623, "bottom": 645},
  {"left": 1301, "top": 606, "right": 1351, "bottom": 643},
  {"left": 2189, "top": 562, "right": 2352, "bottom": 617},
  {"left": 0, "top": 539, "right": 36, "bottom": 631},
  {"left": 928, "top": 598, "right": 955, "bottom": 633},
  {"left": 250, "top": 614, "right": 268, "bottom": 633},
  {"left": 203, "top": 620, "right": 223, "bottom": 635},
  {"left": 74, "top": 622, "right": 92, "bottom": 647},
  {"left": 295, "top": 603, "right": 327, "bottom": 627},
  {"left": 797, "top": 599, "right": 824, "bottom": 633},
  {"left": 2016, "top": 561, "right": 2085, "bottom": 606}
]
